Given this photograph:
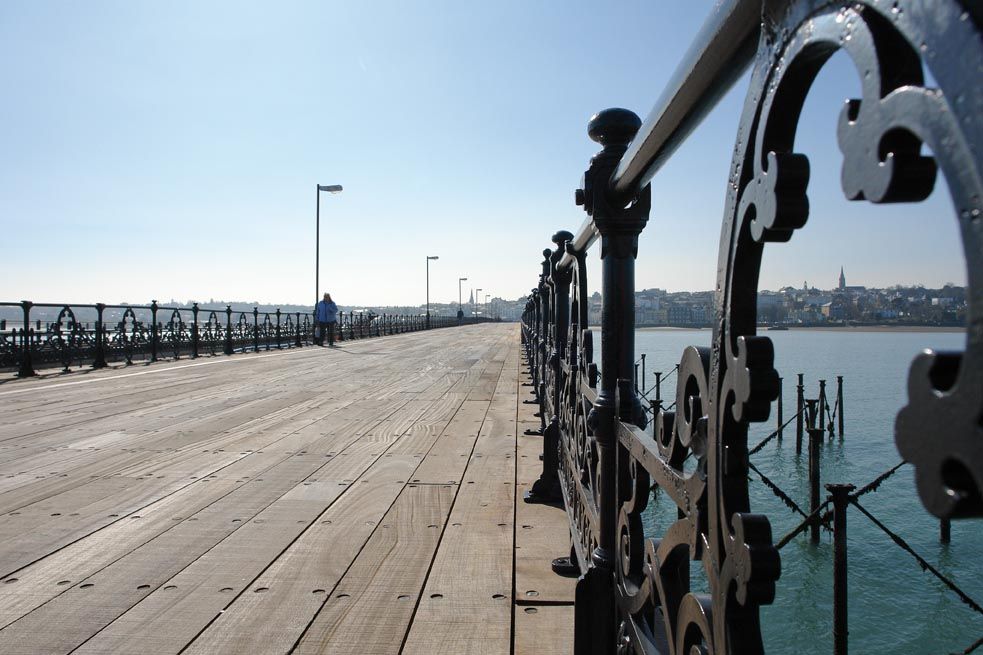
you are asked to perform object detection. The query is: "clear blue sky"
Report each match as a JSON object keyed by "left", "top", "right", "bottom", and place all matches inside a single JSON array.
[{"left": 0, "top": 1, "right": 963, "bottom": 307}]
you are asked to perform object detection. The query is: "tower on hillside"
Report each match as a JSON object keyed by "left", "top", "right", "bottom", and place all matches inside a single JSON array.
[{"left": 839, "top": 266, "right": 846, "bottom": 290}]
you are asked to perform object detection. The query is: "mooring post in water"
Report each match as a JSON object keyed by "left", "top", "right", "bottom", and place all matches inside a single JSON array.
[
  {"left": 940, "top": 518, "right": 951, "bottom": 544},
  {"left": 818, "top": 379, "right": 829, "bottom": 437},
  {"left": 827, "top": 483, "right": 855, "bottom": 655},
  {"left": 809, "top": 427, "right": 822, "bottom": 543},
  {"left": 836, "top": 375, "right": 845, "bottom": 438},
  {"left": 640, "top": 353, "right": 646, "bottom": 394},
  {"left": 796, "top": 373, "right": 805, "bottom": 452},
  {"left": 654, "top": 371, "right": 662, "bottom": 410},
  {"left": 776, "top": 376, "right": 784, "bottom": 441}
]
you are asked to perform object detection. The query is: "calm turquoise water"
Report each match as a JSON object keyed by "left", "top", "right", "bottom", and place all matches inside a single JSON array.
[{"left": 634, "top": 328, "right": 982, "bottom": 654}]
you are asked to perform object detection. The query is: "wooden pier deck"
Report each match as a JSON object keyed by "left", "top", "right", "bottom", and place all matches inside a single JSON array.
[{"left": 0, "top": 323, "right": 573, "bottom": 654}]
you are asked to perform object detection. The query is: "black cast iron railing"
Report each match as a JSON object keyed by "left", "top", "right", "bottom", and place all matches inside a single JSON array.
[
  {"left": 521, "top": 1, "right": 982, "bottom": 653},
  {"left": 2, "top": 300, "right": 475, "bottom": 377}
]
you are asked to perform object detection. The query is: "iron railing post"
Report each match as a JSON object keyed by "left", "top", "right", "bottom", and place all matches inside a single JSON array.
[
  {"left": 93, "top": 303, "right": 108, "bottom": 369},
  {"left": 18, "top": 301, "right": 35, "bottom": 377},
  {"left": 224, "top": 305, "right": 234, "bottom": 355},
  {"left": 276, "top": 309, "right": 282, "bottom": 349},
  {"left": 534, "top": 258, "right": 550, "bottom": 435},
  {"left": 191, "top": 303, "right": 200, "bottom": 359},
  {"left": 150, "top": 300, "right": 159, "bottom": 362},
  {"left": 295, "top": 312, "right": 303, "bottom": 347},
  {"left": 527, "top": 230, "right": 572, "bottom": 504},
  {"left": 252, "top": 308, "right": 259, "bottom": 352},
  {"left": 576, "top": 108, "right": 649, "bottom": 655}
]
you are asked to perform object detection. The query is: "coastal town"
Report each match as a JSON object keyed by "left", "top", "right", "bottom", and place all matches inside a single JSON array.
[{"left": 2, "top": 270, "right": 967, "bottom": 331}]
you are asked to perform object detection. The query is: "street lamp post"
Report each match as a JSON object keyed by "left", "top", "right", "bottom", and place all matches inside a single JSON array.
[
  {"left": 315, "top": 184, "right": 343, "bottom": 307},
  {"left": 475, "top": 288, "right": 482, "bottom": 318},
  {"left": 426, "top": 256, "right": 439, "bottom": 329},
  {"left": 458, "top": 277, "right": 468, "bottom": 324},
  {"left": 484, "top": 293, "right": 490, "bottom": 319}
]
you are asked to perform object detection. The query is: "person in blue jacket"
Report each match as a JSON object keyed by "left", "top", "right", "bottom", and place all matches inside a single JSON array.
[{"left": 315, "top": 292, "right": 338, "bottom": 346}]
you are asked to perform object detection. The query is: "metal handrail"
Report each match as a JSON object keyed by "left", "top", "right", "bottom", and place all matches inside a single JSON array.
[{"left": 557, "top": 0, "right": 760, "bottom": 272}]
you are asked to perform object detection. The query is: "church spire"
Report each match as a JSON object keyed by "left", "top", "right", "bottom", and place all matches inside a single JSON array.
[{"left": 838, "top": 266, "right": 846, "bottom": 290}]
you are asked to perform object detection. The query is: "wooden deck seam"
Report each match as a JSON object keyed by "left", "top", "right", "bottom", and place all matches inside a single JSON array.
[
  {"left": 0, "top": 394, "right": 434, "bottom": 652},
  {"left": 0, "top": 397, "right": 422, "bottom": 638},
  {"left": 283, "top": 383, "right": 511, "bottom": 653},
  {"left": 162, "top": 367, "right": 493, "bottom": 652},
  {"left": 0, "top": 325, "right": 533, "bottom": 654}
]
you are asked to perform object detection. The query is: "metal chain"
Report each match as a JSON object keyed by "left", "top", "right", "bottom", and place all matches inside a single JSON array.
[
  {"left": 851, "top": 499, "right": 983, "bottom": 617},
  {"left": 749, "top": 408, "right": 804, "bottom": 456}
]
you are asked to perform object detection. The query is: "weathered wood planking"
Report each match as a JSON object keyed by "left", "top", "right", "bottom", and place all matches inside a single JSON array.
[
  {"left": 293, "top": 483, "right": 456, "bottom": 655},
  {"left": 514, "top": 604, "right": 575, "bottom": 655},
  {"left": 0, "top": 324, "right": 577, "bottom": 654},
  {"left": 401, "top": 347, "right": 519, "bottom": 655}
]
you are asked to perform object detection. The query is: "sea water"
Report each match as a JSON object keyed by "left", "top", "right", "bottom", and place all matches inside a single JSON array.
[{"left": 633, "top": 328, "right": 981, "bottom": 654}]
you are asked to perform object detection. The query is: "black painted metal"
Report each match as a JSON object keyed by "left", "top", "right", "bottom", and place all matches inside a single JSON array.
[
  {"left": 2, "top": 300, "right": 480, "bottom": 375},
  {"left": 827, "top": 483, "right": 855, "bottom": 655},
  {"left": 522, "top": 1, "right": 981, "bottom": 651}
]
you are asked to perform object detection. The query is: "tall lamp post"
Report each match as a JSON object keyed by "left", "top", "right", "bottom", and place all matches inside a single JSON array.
[
  {"left": 426, "top": 255, "right": 439, "bottom": 328},
  {"left": 484, "top": 294, "right": 490, "bottom": 319},
  {"left": 458, "top": 277, "right": 468, "bottom": 323},
  {"left": 475, "top": 288, "right": 482, "bottom": 318},
  {"left": 315, "top": 184, "right": 343, "bottom": 307}
]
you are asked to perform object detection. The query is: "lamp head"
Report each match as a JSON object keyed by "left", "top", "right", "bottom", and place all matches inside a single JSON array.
[{"left": 317, "top": 184, "right": 343, "bottom": 194}]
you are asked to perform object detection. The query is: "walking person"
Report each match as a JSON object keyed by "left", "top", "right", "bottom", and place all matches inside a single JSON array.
[{"left": 315, "top": 293, "right": 338, "bottom": 346}]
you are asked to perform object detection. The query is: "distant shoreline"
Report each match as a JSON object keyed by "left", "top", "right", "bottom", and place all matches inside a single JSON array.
[{"left": 623, "top": 325, "right": 964, "bottom": 333}]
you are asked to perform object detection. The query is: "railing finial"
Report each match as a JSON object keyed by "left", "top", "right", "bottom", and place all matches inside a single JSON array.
[{"left": 587, "top": 108, "right": 641, "bottom": 148}]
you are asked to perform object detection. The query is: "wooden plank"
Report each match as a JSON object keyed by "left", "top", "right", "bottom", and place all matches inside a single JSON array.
[
  {"left": 401, "top": 370, "right": 518, "bottom": 655},
  {"left": 292, "top": 483, "right": 455, "bottom": 655},
  {"left": 0, "top": 457, "right": 335, "bottom": 654},
  {"left": 514, "top": 604, "right": 574, "bottom": 655},
  {"left": 70, "top": 458, "right": 411, "bottom": 655},
  {"left": 407, "top": 400, "right": 490, "bottom": 484},
  {"left": 514, "top": 481, "right": 575, "bottom": 604},
  {"left": 0, "top": 324, "right": 531, "bottom": 654},
  {"left": 0, "top": 402, "right": 396, "bottom": 627},
  {"left": 180, "top": 458, "right": 419, "bottom": 654},
  {"left": 0, "top": 390, "right": 424, "bottom": 648}
]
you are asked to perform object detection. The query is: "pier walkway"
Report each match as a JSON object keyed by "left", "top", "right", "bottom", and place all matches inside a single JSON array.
[{"left": 0, "top": 323, "right": 572, "bottom": 654}]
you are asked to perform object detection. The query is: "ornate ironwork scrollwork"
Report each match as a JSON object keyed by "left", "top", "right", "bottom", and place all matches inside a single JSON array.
[
  {"left": 525, "top": 1, "right": 982, "bottom": 652},
  {"left": 731, "top": 0, "right": 983, "bottom": 521}
]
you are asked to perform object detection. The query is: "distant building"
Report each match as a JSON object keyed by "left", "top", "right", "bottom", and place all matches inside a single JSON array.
[{"left": 839, "top": 266, "right": 846, "bottom": 290}]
